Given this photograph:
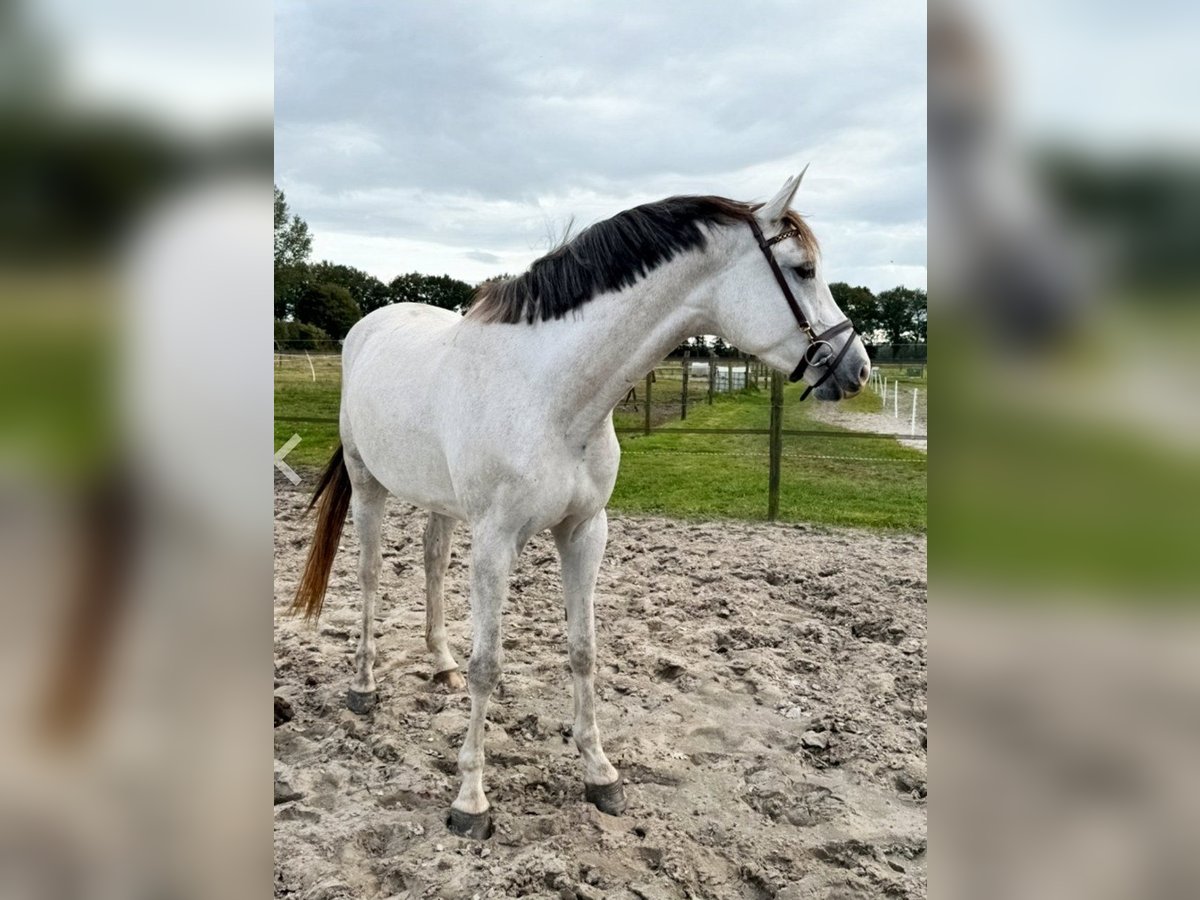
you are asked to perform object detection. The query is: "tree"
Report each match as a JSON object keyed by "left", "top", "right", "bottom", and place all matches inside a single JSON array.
[
  {"left": 294, "top": 282, "right": 361, "bottom": 340},
  {"left": 424, "top": 274, "right": 476, "bottom": 312},
  {"left": 309, "top": 261, "right": 390, "bottom": 315},
  {"left": 828, "top": 282, "right": 881, "bottom": 342},
  {"left": 876, "top": 286, "right": 926, "bottom": 357},
  {"left": 274, "top": 185, "right": 312, "bottom": 266},
  {"left": 274, "top": 185, "right": 312, "bottom": 318},
  {"left": 274, "top": 319, "right": 335, "bottom": 352},
  {"left": 672, "top": 336, "right": 709, "bottom": 355},
  {"left": 388, "top": 273, "right": 424, "bottom": 307},
  {"left": 275, "top": 259, "right": 308, "bottom": 321},
  {"left": 389, "top": 272, "right": 476, "bottom": 313},
  {"left": 910, "top": 289, "right": 928, "bottom": 343}
]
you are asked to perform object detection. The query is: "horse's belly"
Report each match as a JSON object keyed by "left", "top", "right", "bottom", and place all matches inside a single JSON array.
[
  {"left": 360, "top": 433, "right": 462, "bottom": 517},
  {"left": 346, "top": 386, "right": 462, "bottom": 515}
]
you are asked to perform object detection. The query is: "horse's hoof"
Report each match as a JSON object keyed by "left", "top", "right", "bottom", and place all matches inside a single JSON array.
[
  {"left": 584, "top": 779, "right": 627, "bottom": 816},
  {"left": 432, "top": 668, "right": 467, "bottom": 691},
  {"left": 346, "top": 688, "right": 377, "bottom": 715},
  {"left": 447, "top": 807, "right": 494, "bottom": 840}
]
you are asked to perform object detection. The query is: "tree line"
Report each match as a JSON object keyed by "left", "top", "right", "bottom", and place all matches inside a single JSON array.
[
  {"left": 827, "top": 283, "right": 926, "bottom": 359},
  {"left": 276, "top": 185, "right": 927, "bottom": 359},
  {"left": 275, "top": 186, "right": 476, "bottom": 349},
  {"left": 672, "top": 284, "right": 925, "bottom": 360}
]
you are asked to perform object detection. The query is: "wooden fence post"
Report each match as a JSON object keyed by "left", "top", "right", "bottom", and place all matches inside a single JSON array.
[
  {"left": 644, "top": 370, "right": 653, "bottom": 436},
  {"left": 768, "top": 371, "right": 784, "bottom": 521},
  {"left": 680, "top": 351, "right": 690, "bottom": 421},
  {"left": 708, "top": 353, "right": 715, "bottom": 405}
]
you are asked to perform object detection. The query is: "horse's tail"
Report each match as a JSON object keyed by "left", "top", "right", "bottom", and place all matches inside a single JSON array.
[{"left": 291, "top": 443, "right": 352, "bottom": 621}]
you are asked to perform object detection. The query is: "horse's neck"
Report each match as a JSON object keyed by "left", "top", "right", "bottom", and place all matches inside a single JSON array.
[{"left": 532, "top": 257, "right": 711, "bottom": 440}]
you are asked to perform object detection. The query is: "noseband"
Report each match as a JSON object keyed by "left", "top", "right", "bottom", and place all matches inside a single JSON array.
[{"left": 747, "top": 219, "right": 856, "bottom": 401}]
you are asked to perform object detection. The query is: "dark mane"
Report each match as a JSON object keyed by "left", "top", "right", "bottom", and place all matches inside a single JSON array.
[{"left": 467, "top": 195, "right": 819, "bottom": 325}]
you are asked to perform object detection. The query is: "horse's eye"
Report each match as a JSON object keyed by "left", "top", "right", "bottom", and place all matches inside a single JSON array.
[{"left": 794, "top": 264, "right": 816, "bottom": 280}]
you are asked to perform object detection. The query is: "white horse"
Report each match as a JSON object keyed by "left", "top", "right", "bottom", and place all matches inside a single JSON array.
[{"left": 291, "top": 174, "right": 870, "bottom": 838}]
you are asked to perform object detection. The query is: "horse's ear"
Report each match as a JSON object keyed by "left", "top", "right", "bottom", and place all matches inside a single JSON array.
[{"left": 757, "top": 166, "right": 808, "bottom": 223}]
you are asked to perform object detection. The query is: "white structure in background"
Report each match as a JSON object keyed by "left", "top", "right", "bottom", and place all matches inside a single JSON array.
[{"left": 714, "top": 368, "right": 747, "bottom": 392}]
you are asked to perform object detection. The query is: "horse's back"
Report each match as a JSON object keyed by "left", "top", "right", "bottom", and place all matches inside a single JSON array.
[{"left": 343, "top": 302, "right": 459, "bottom": 371}]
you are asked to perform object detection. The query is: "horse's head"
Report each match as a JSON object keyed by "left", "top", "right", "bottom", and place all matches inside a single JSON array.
[{"left": 705, "top": 173, "right": 871, "bottom": 400}]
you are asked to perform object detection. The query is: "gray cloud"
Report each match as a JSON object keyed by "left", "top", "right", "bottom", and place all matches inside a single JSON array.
[
  {"left": 464, "top": 250, "right": 502, "bottom": 265},
  {"left": 276, "top": 1, "right": 926, "bottom": 291}
]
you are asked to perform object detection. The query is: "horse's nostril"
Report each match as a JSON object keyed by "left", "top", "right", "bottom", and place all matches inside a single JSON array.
[{"left": 859, "top": 364, "right": 870, "bottom": 385}]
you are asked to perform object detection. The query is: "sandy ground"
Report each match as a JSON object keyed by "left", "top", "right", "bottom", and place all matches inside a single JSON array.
[
  {"left": 274, "top": 485, "right": 926, "bottom": 899},
  {"left": 807, "top": 397, "right": 928, "bottom": 454}
]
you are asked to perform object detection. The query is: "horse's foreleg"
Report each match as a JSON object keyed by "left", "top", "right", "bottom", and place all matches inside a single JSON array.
[
  {"left": 447, "top": 528, "right": 515, "bottom": 839},
  {"left": 423, "top": 512, "right": 465, "bottom": 690},
  {"left": 553, "top": 511, "right": 625, "bottom": 815},
  {"left": 346, "top": 460, "right": 387, "bottom": 714}
]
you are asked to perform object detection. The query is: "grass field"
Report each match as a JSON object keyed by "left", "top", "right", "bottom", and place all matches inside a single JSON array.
[
  {"left": 275, "top": 354, "right": 927, "bottom": 531},
  {"left": 934, "top": 309, "right": 1199, "bottom": 596}
]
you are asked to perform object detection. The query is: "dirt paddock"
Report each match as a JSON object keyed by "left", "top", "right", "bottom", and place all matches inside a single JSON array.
[{"left": 273, "top": 485, "right": 927, "bottom": 899}]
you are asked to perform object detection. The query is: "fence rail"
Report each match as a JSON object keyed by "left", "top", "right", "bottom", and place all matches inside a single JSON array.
[
  {"left": 276, "top": 348, "right": 926, "bottom": 519},
  {"left": 274, "top": 414, "right": 926, "bottom": 443}
]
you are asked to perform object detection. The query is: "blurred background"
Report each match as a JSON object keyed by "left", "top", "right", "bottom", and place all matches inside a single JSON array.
[
  {"left": 0, "top": 0, "right": 271, "bottom": 898},
  {"left": 931, "top": 0, "right": 1200, "bottom": 896}
]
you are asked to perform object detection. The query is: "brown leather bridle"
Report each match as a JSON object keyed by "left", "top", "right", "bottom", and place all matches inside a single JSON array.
[{"left": 747, "top": 218, "right": 857, "bottom": 401}]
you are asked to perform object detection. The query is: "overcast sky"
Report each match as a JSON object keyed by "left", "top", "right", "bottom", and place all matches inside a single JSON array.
[{"left": 275, "top": 1, "right": 926, "bottom": 292}]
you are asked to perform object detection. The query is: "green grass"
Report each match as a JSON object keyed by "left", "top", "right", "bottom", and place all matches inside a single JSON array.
[
  {"left": 275, "top": 357, "right": 927, "bottom": 531},
  {"left": 938, "top": 408, "right": 1200, "bottom": 594},
  {"left": 933, "top": 312, "right": 1200, "bottom": 596},
  {"left": 609, "top": 383, "right": 926, "bottom": 530},
  {"left": 274, "top": 355, "right": 342, "bottom": 467}
]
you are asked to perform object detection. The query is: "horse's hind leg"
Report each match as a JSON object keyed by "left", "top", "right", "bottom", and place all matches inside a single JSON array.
[
  {"left": 345, "top": 452, "right": 387, "bottom": 714},
  {"left": 552, "top": 511, "right": 624, "bottom": 815},
  {"left": 424, "top": 512, "right": 465, "bottom": 690}
]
